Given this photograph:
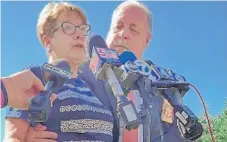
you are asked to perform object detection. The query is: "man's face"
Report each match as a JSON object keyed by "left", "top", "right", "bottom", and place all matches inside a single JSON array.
[{"left": 106, "top": 5, "right": 151, "bottom": 59}]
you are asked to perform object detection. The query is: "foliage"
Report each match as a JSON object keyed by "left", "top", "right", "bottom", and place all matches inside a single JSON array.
[{"left": 198, "top": 101, "right": 227, "bottom": 142}]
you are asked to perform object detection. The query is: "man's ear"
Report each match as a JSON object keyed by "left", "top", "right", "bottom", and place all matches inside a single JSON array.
[{"left": 145, "top": 32, "right": 152, "bottom": 48}]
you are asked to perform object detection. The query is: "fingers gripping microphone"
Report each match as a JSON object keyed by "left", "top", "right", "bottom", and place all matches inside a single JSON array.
[
  {"left": 88, "top": 35, "right": 140, "bottom": 131},
  {"left": 28, "top": 59, "right": 72, "bottom": 123},
  {"left": 145, "top": 60, "right": 203, "bottom": 141}
]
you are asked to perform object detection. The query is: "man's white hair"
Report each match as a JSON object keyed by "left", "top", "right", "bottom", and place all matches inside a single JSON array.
[{"left": 111, "top": 0, "right": 152, "bottom": 33}]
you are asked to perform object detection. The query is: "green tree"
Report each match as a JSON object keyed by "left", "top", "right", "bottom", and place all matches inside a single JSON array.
[{"left": 198, "top": 101, "right": 227, "bottom": 142}]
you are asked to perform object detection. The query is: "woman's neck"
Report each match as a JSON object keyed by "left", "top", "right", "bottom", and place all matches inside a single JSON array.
[
  {"left": 48, "top": 57, "right": 81, "bottom": 78},
  {"left": 69, "top": 61, "right": 80, "bottom": 78}
]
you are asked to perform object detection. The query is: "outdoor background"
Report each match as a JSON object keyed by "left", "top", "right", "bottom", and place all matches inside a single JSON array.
[{"left": 1, "top": 1, "right": 227, "bottom": 141}]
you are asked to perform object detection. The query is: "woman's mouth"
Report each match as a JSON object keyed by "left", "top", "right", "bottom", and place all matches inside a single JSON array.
[{"left": 72, "top": 44, "right": 84, "bottom": 48}]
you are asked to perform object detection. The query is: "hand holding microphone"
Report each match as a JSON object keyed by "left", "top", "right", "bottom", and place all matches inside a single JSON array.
[
  {"left": 117, "top": 51, "right": 204, "bottom": 141},
  {"left": 1, "top": 70, "right": 56, "bottom": 110},
  {"left": 145, "top": 59, "right": 204, "bottom": 141},
  {"left": 28, "top": 59, "right": 72, "bottom": 124}
]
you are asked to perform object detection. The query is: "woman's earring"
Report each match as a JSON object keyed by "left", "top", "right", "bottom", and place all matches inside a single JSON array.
[
  {"left": 47, "top": 44, "right": 53, "bottom": 53},
  {"left": 47, "top": 47, "right": 52, "bottom": 53}
]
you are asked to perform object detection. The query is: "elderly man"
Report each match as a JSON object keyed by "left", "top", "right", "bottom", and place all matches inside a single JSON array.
[
  {"left": 22, "top": 1, "right": 190, "bottom": 142},
  {"left": 106, "top": 1, "right": 188, "bottom": 142}
]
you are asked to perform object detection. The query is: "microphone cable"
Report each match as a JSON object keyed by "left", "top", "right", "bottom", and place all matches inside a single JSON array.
[{"left": 188, "top": 83, "right": 215, "bottom": 142}]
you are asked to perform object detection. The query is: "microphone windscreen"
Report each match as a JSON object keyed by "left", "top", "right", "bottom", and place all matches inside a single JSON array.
[
  {"left": 118, "top": 50, "right": 137, "bottom": 64},
  {"left": 88, "top": 35, "right": 108, "bottom": 58}
]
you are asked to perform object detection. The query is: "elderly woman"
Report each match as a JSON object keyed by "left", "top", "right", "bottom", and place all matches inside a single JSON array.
[{"left": 4, "top": 2, "right": 118, "bottom": 142}]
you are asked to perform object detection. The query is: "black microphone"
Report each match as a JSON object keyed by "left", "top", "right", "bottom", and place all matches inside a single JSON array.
[
  {"left": 118, "top": 52, "right": 188, "bottom": 90},
  {"left": 144, "top": 59, "right": 155, "bottom": 66},
  {"left": 88, "top": 35, "right": 140, "bottom": 131},
  {"left": 28, "top": 59, "right": 72, "bottom": 123},
  {"left": 144, "top": 60, "right": 189, "bottom": 93},
  {"left": 145, "top": 59, "right": 203, "bottom": 141},
  {"left": 118, "top": 54, "right": 202, "bottom": 141}
]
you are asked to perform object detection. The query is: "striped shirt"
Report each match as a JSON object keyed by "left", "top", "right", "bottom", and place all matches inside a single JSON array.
[{"left": 6, "top": 77, "right": 114, "bottom": 142}]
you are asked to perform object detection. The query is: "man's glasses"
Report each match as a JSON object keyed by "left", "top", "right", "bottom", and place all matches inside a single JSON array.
[{"left": 52, "top": 22, "right": 91, "bottom": 36}]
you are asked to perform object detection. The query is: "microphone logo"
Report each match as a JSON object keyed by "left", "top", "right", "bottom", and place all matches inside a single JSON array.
[
  {"left": 134, "top": 60, "right": 151, "bottom": 77},
  {"left": 89, "top": 54, "right": 100, "bottom": 74},
  {"left": 96, "top": 48, "right": 119, "bottom": 60},
  {"left": 96, "top": 47, "right": 109, "bottom": 58},
  {"left": 125, "top": 61, "right": 139, "bottom": 73},
  {"left": 42, "top": 63, "right": 71, "bottom": 79}
]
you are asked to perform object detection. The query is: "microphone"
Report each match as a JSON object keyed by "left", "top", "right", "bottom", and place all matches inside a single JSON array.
[
  {"left": 28, "top": 59, "right": 72, "bottom": 123},
  {"left": 118, "top": 53, "right": 202, "bottom": 140},
  {"left": 144, "top": 59, "right": 155, "bottom": 66},
  {"left": 88, "top": 35, "right": 140, "bottom": 131},
  {"left": 145, "top": 60, "right": 203, "bottom": 140},
  {"left": 88, "top": 35, "right": 110, "bottom": 58},
  {"left": 145, "top": 60, "right": 190, "bottom": 95},
  {"left": 88, "top": 35, "right": 122, "bottom": 80},
  {"left": 118, "top": 51, "right": 153, "bottom": 90},
  {"left": 144, "top": 60, "right": 189, "bottom": 92},
  {"left": 118, "top": 52, "right": 189, "bottom": 91},
  {"left": 118, "top": 52, "right": 188, "bottom": 101},
  {"left": 118, "top": 51, "right": 165, "bottom": 142},
  {"left": 119, "top": 51, "right": 151, "bottom": 76},
  {"left": 119, "top": 50, "right": 137, "bottom": 64},
  {"left": 117, "top": 51, "right": 140, "bottom": 89},
  {"left": 167, "top": 69, "right": 190, "bottom": 94}
]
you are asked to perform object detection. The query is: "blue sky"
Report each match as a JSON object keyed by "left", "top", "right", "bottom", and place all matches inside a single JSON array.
[{"left": 1, "top": 1, "right": 227, "bottom": 140}]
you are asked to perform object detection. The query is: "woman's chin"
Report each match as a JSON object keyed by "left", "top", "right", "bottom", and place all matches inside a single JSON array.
[{"left": 70, "top": 57, "right": 85, "bottom": 64}]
